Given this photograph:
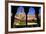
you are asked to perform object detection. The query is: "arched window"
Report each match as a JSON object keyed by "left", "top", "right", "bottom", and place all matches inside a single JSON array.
[
  {"left": 16, "top": 6, "right": 25, "bottom": 14},
  {"left": 15, "top": 6, "right": 26, "bottom": 20},
  {"left": 28, "top": 7, "right": 35, "bottom": 16},
  {"left": 14, "top": 6, "right": 26, "bottom": 26}
]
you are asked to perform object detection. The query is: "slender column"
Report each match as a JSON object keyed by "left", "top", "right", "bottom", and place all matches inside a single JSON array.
[{"left": 24, "top": 7, "right": 29, "bottom": 27}]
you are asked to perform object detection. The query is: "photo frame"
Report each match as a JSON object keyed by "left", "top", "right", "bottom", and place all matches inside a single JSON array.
[{"left": 5, "top": 0, "right": 45, "bottom": 34}]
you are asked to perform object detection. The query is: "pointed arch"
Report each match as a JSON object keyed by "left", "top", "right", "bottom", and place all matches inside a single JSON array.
[
  {"left": 28, "top": 7, "right": 35, "bottom": 16},
  {"left": 16, "top": 6, "right": 25, "bottom": 14}
]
